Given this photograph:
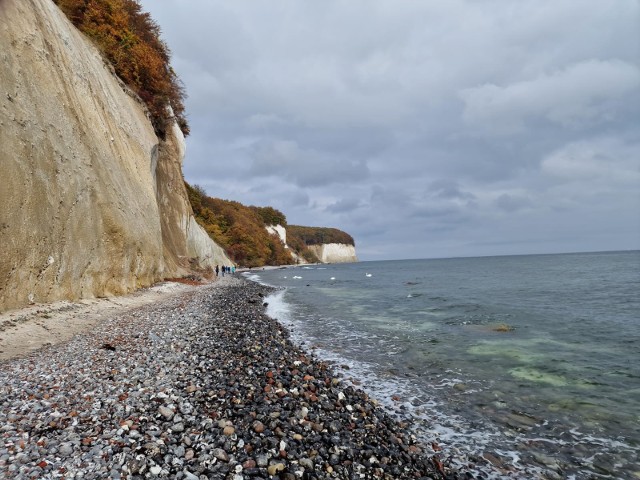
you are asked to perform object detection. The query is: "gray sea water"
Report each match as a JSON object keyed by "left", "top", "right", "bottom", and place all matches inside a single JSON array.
[{"left": 244, "top": 251, "right": 640, "bottom": 479}]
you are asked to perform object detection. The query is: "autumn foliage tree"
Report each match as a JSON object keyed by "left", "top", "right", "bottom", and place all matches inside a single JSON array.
[
  {"left": 185, "top": 184, "right": 354, "bottom": 267},
  {"left": 286, "top": 232, "right": 320, "bottom": 264},
  {"left": 250, "top": 206, "right": 287, "bottom": 227},
  {"left": 186, "top": 183, "right": 294, "bottom": 268},
  {"left": 53, "top": 0, "right": 189, "bottom": 137}
]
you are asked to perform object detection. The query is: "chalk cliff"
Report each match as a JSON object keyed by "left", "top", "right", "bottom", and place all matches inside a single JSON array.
[
  {"left": 264, "top": 225, "right": 358, "bottom": 264},
  {"left": 265, "top": 225, "right": 287, "bottom": 246},
  {"left": 308, "top": 244, "right": 358, "bottom": 264},
  {"left": 265, "top": 224, "right": 309, "bottom": 264},
  {"left": 0, "top": 0, "right": 230, "bottom": 312}
]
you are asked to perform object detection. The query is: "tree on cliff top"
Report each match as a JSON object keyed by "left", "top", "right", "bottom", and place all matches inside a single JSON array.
[
  {"left": 287, "top": 226, "right": 355, "bottom": 247},
  {"left": 53, "top": 0, "right": 189, "bottom": 137},
  {"left": 250, "top": 206, "right": 287, "bottom": 227}
]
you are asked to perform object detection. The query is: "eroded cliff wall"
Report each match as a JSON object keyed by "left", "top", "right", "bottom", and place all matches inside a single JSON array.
[
  {"left": 0, "top": 0, "right": 229, "bottom": 311},
  {"left": 155, "top": 119, "right": 230, "bottom": 272},
  {"left": 307, "top": 244, "right": 358, "bottom": 264}
]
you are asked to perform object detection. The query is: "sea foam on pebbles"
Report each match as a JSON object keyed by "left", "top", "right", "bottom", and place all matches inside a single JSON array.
[{"left": 0, "top": 276, "right": 463, "bottom": 479}]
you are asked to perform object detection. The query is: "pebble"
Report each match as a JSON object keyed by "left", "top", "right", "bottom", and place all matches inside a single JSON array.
[
  {"left": 213, "top": 448, "right": 229, "bottom": 462},
  {"left": 267, "top": 462, "right": 286, "bottom": 475},
  {"left": 0, "top": 277, "right": 460, "bottom": 480},
  {"left": 58, "top": 443, "right": 74, "bottom": 457},
  {"left": 158, "top": 405, "right": 174, "bottom": 420}
]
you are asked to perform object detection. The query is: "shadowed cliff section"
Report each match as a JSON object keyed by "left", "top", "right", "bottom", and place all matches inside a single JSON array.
[{"left": 0, "top": 0, "right": 230, "bottom": 312}]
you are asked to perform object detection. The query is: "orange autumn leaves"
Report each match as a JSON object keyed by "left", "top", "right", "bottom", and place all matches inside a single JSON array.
[
  {"left": 186, "top": 183, "right": 356, "bottom": 267},
  {"left": 186, "top": 183, "right": 297, "bottom": 268},
  {"left": 53, "top": 0, "right": 188, "bottom": 137}
]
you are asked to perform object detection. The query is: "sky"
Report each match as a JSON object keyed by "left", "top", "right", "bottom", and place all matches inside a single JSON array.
[{"left": 139, "top": 0, "right": 639, "bottom": 261}]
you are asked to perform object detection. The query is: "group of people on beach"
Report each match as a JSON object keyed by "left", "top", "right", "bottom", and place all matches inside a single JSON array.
[{"left": 215, "top": 265, "right": 235, "bottom": 277}]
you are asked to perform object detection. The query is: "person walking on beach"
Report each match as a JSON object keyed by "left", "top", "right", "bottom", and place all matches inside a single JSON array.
[{"left": 215, "top": 265, "right": 219, "bottom": 277}]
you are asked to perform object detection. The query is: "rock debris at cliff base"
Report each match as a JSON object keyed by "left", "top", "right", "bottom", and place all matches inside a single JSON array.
[{"left": 0, "top": 277, "right": 466, "bottom": 479}]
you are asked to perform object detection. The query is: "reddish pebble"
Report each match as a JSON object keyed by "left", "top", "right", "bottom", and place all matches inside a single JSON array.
[
  {"left": 253, "top": 420, "right": 265, "bottom": 433},
  {"left": 243, "top": 459, "right": 257, "bottom": 469}
]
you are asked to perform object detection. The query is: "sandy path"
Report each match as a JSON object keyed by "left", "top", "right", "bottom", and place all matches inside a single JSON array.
[{"left": 0, "top": 280, "right": 218, "bottom": 361}]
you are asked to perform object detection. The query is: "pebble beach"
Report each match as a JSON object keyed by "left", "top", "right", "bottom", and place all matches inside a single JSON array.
[{"left": 0, "top": 276, "right": 465, "bottom": 480}]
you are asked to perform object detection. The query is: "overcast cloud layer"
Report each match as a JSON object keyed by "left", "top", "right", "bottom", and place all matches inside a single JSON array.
[{"left": 140, "top": 0, "right": 639, "bottom": 260}]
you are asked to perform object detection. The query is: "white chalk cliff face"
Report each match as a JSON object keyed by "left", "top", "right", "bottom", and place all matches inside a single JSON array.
[
  {"left": 0, "top": 0, "right": 230, "bottom": 311},
  {"left": 265, "top": 225, "right": 287, "bottom": 246},
  {"left": 308, "top": 244, "right": 358, "bottom": 264},
  {"left": 265, "top": 225, "right": 358, "bottom": 264},
  {"left": 265, "top": 224, "right": 306, "bottom": 264}
]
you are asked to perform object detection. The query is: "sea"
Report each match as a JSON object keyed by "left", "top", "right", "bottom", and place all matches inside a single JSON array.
[{"left": 243, "top": 251, "right": 640, "bottom": 480}]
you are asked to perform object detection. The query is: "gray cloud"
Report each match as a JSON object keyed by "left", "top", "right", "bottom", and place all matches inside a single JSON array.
[
  {"left": 325, "top": 198, "right": 363, "bottom": 214},
  {"left": 249, "top": 139, "right": 370, "bottom": 188},
  {"left": 495, "top": 194, "right": 533, "bottom": 213},
  {"left": 459, "top": 59, "right": 640, "bottom": 134},
  {"left": 141, "top": 0, "right": 640, "bottom": 260},
  {"left": 428, "top": 180, "right": 476, "bottom": 201}
]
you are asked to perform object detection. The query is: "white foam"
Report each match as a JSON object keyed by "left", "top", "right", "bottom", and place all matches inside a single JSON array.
[
  {"left": 242, "top": 272, "right": 264, "bottom": 284},
  {"left": 264, "top": 290, "right": 291, "bottom": 323}
]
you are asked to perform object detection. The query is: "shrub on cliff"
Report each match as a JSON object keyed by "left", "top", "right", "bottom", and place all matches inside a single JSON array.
[{"left": 53, "top": 0, "right": 189, "bottom": 137}]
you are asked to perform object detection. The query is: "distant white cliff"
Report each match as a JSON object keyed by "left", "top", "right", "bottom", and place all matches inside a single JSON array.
[
  {"left": 265, "top": 225, "right": 357, "bottom": 264},
  {"left": 308, "top": 243, "right": 358, "bottom": 264}
]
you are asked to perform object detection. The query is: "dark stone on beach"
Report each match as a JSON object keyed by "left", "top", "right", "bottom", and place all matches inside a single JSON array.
[{"left": 212, "top": 448, "right": 229, "bottom": 462}]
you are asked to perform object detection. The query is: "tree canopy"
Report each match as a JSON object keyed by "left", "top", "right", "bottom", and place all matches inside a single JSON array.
[
  {"left": 250, "top": 206, "right": 287, "bottom": 227},
  {"left": 287, "top": 226, "right": 355, "bottom": 247}
]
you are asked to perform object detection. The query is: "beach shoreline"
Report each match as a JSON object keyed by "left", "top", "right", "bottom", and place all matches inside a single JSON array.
[{"left": 0, "top": 275, "right": 461, "bottom": 479}]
